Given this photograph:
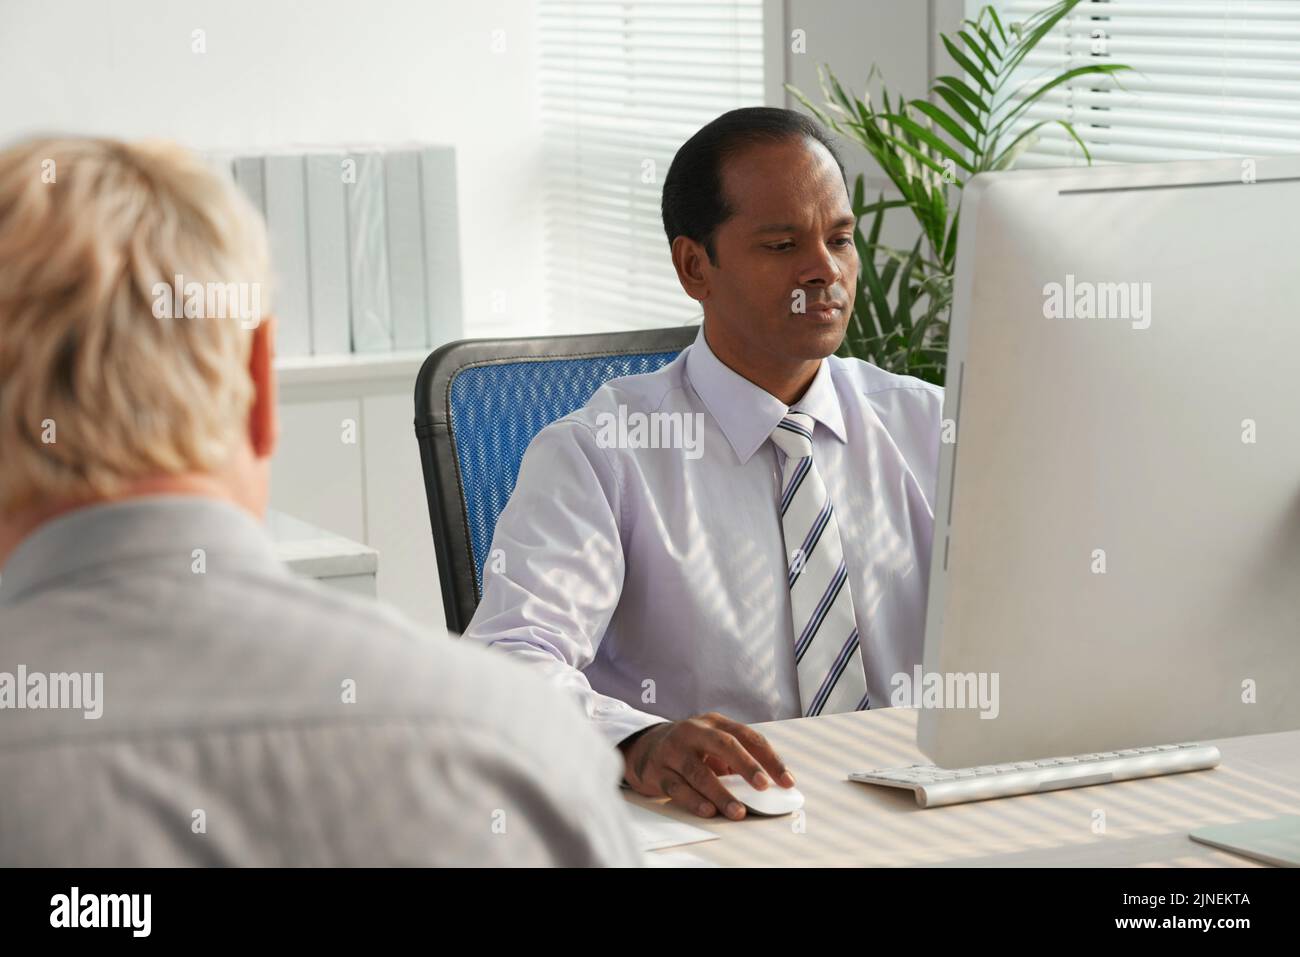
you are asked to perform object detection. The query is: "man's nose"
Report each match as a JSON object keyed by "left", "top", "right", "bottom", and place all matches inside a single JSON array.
[{"left": 797, "top": 242, "right": 841, "bottom": 286}]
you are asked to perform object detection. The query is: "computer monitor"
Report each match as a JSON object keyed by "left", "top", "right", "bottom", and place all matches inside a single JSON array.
[{"left": 917, "top": 155, "right": 1300, "bottom": 770}]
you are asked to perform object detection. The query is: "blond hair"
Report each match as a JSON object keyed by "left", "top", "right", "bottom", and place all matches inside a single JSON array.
[{"left": 0, "top": 136, "right": 272, "bottom": 514}]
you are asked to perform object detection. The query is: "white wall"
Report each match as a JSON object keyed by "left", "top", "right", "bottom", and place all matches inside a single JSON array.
[
  {"left": 780, "top": 0, "right": 965, "bottom": 248},
  {"left": 0, "top": 0, "right": 545, "bottom": 339}
]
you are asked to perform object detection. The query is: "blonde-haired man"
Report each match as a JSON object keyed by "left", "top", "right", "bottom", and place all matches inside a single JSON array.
[{"left": 0, "top": 137, "right": 639, "bottom": 866}]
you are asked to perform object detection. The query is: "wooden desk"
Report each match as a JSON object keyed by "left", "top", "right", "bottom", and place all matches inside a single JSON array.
[{"left": 624, "top": 708, "right": 1300, "bottom": 867}]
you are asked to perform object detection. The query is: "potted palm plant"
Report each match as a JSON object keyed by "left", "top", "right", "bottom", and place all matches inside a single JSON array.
[{"left": 789, "top": 0, "right": 1130, "bottom": 385}]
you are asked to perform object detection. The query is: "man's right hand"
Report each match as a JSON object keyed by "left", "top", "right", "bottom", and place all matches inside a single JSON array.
[{"left": 619, "top": 712, "right": 796, "bottom": 820}]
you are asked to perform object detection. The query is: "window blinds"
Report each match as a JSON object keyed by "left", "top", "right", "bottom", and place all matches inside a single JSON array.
[
  {"left": 539, "top": 0, "right": 766, "bottom": 332},
  {"left": 972, "top": 0, "right": 1300, "bottom": 167}
]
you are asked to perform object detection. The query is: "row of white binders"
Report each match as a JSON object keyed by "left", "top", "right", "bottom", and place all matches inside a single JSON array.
[{"left": 209, "top": 145, "right": 464, "bottom": 357}]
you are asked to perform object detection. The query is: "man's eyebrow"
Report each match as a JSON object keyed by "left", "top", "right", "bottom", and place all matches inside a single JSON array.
[{"left": 753, "top": 216, "right": 856, "bottom": 233}]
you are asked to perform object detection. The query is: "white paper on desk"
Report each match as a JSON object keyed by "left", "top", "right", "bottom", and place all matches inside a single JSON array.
[{"left": 623, "top": 802, "right": 719, "bottom": 852}]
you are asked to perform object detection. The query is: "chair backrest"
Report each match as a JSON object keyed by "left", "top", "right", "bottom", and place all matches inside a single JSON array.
[{"left": 414, "top": 325, "right": 699, "bottom": 632}]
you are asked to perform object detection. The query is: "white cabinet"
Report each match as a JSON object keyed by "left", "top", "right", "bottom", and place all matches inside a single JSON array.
[
  {"left": 270, "top": 352, "right": 445, "bottom": 634},
  {"left": 271, "top": 398, "right": 365, "bottom": 544},
  {"left": 360, "top": 393, "right": 444, "bottom": 636}
]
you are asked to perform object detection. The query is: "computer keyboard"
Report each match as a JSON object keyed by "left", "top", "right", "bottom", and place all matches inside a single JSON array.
[{"left": 848, "top": 742, "right": 1222, "bottom": 808}]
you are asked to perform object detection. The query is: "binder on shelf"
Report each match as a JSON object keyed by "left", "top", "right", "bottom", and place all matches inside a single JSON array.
[
  {"left": 217, "top": 144, "right": 463, "bottom": 358},
  {"left": 305, "top": 152, "right": 352, "bottom": 355},
  {"left": 347, "top": 150, "right": 393, "bottom": 353},
  {"left": 419, "top": 146, "right": 464, "bottom": 349},
  {"left": 385, "top": 149, "right": 429, "bottom": 351},
  {"left": 263, "top": 154, "right": 312, "bottom": 357},
  {"left": 201, "top": 151, "right": 236, "bottom": 183},
  {"left": 232, "top": 155, "right": 266, "bottom": 218}
]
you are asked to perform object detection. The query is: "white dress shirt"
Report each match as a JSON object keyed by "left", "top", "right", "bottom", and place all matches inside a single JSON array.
[{"left": 464, "top": 323, "right": 945, "bottom": 747}]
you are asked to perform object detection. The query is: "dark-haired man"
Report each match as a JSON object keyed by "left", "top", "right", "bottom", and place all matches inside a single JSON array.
[{"left": 465, "top": 107, "right": 944, "bottom": 821}]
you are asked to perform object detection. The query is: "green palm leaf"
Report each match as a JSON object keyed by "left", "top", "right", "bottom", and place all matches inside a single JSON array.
[{"left": 787, "top": 0, "right": 1130, "bottom": 386}]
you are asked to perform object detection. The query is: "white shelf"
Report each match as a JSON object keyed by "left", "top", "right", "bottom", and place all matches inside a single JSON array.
[
  {"left": 266, "top": 508, "right": 378, "bottom": 579},
  {"left": 274, "top": 350, "right": 431, "bottom": 389}
]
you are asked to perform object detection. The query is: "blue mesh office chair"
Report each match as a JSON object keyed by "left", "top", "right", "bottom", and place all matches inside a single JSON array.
[{"left": 414, "top": 325, "right": 699, "bottom": 633}]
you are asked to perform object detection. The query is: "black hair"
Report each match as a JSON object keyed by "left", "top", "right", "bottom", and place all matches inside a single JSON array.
[{"left": 660, "top": 106, "right": 848, "bottom": 265}]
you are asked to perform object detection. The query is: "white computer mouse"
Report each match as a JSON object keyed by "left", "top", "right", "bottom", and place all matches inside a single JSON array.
[{"left": 717, "top": 773, "right": 805, "bottom": 817}]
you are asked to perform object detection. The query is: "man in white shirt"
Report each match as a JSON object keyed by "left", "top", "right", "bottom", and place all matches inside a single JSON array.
[{"left": 465, "top": 107, "right": 944, "bottom": 822}]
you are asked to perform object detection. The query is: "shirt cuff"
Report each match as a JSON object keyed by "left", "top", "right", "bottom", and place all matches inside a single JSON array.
[
  {"left": 613, "top": 718, "right": 671, "bottom": 789},
  {"left": 591, "top": 705, "right": 670, "bottom": 752}
]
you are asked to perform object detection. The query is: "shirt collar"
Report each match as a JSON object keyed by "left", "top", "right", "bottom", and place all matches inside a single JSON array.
[
  {"left": 0, "top": 495, "right": 288, "bottom": 607},
  {"left": 684, "top": 323, "right": 848, "bottom": 465}
]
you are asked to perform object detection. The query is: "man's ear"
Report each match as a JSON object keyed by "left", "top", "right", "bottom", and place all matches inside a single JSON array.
[
  {"left": 248, "top": 315, "right": 279, "bottom": 460},
  {"left": 670, "top": 235, "right": 712, "bottom": 303}
]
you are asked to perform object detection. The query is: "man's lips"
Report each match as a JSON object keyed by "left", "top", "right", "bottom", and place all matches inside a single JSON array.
[{"left": 803, "top": 301, "right": 845, "bottom": 315}]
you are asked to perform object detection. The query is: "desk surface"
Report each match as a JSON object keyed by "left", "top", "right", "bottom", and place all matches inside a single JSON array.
[{"left": 623, "top": 708, "right": 1300, "bottom": 867}]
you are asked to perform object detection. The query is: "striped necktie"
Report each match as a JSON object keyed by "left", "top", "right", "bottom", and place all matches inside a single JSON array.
[{"left": 770, "top": 412, "right": 870, "bottom": 717}]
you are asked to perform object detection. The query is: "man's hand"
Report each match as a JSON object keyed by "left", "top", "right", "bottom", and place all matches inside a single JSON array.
[{"left": 619, "top": 712, "right": 796, "bottom": 820}]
